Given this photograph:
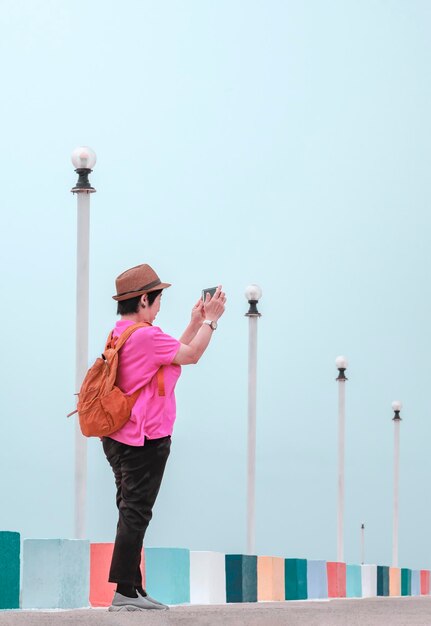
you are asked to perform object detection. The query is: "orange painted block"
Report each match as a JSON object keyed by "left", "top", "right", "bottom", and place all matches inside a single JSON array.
[
  {"left": 327, "top": 562, "right": 346, "bottom": 598},
  {"left": 389, "top": 568, "right": 401, "bottom": 596},
  {"left": 257, "top": 556, "right": 285, "bottom": 601},
  {"left": 90, "top": 543, "right": 145, "bottom": 607},
  {"left": 420, "top": 570, "right": 430, "bottom": 595}
]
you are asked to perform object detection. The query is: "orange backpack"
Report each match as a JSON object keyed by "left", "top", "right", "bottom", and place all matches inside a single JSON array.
[{"left": 68, "top": 322, "right": 164, "bottom": 437}]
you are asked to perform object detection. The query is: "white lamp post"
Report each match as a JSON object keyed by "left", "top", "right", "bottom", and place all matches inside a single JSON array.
[
  {"left": 71, "top": 146, "right": 96, "bottom": 539},
  {"left": 245, "top": 284, "right": 262, "bottom": 556},
  {"left": 392, "top": 400, "right": 402, "bottom": 567},
  {"left": 335, "top": 355, "right": 348, "bottom": 562}
]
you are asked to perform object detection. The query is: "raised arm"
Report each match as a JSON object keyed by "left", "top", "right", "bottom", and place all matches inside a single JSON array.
[
  {"left": 173, "top": 287, "right": 226, "bottom": 365},
  {"left": 179, "top": 299, "right": 205, "bottom": 345}
]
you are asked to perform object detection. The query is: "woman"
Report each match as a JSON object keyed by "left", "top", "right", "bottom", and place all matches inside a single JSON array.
[{"left": 103, "top": 263, "right": 226, "bottom": 612}]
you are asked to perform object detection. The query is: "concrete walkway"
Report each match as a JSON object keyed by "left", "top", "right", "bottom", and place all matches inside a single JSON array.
[{"left": 2, "top": 597, "right": 431, "bottom": 625}]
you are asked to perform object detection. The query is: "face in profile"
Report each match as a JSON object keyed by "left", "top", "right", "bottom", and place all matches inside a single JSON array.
[{"left": 145, "top": 292, "right": 162, "bottom": 323}]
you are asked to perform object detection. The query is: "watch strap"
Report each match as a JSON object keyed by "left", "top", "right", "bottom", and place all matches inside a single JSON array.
[{"left": 203, "top": 320, "right": 217, "bottom": 330}]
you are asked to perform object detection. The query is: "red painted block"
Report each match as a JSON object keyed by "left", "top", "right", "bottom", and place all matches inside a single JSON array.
[
  {"left": 90, "top": 543, "right": 145, "bottom": 607},
  {"left": 420, "top": 570, "right": 430, "bottom": 595},
  {"left": 327, "top": 562, "right": 346, "bottom": 598}
]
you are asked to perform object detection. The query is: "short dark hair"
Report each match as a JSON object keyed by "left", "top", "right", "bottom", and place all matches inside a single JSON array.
[{"left": 116, "top": 289, "right": 163, "bottom": 315}]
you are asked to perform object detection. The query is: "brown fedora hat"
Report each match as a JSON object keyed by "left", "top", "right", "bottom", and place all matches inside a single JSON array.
[{"left": 113, "top": 263, "right": 171, "bottom": 301}]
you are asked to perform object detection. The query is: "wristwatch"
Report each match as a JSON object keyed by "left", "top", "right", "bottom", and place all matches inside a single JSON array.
[{"left": 203, "top": 320, "right": 218, "bottom": 331}]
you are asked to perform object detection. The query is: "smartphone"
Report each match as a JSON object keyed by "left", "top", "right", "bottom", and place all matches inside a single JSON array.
[{"left": 202, "top": 286, "right": 217, "bottom": 301}]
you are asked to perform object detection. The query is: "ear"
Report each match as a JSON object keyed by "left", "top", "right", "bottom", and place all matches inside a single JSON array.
[{"left": 140, "top": 294, "right": 148, "bottom": 308}]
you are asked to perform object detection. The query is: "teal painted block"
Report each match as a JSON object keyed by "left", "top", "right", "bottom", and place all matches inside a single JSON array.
[
  {"left": 145, "top": 548, "right": 190, "bottom": 605},
  {"left": 401, "top": 569, "right": 411, "bottom": 596},
  {"left": 411, "top": 570, "right": 421, "bottom": 596},
  {"left": 285, "top": 559, "right": 307, "bottom": 600},
  {"left": 377, "top": 566, "right": 389, "bottom": 597},
  {"left": 307, "top": 560, "right": 327, "bottom": 599},
  {"left": 225, "top": 555, "right": 257, "bottom": 603},
  {"left": 0, "top": 532, "right": 20, "bottom": 609},
  {"left": 22, "top": 539, "right": 90, "bottom": 609},
  {"left": 346, "top": 564, "right": 362, "bottom": 598}
]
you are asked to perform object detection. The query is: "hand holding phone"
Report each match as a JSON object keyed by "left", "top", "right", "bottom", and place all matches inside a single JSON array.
[
  {"left": 202, "top": 286, "right": 217, "bottom": 301},
  {"left": 202, "top": 285, "right": 226, "bottom": 322}
]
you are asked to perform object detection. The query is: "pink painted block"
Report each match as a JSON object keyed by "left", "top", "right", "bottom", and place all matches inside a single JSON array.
[
  {"left": 90, "top": 543, "right": 145, "bottom": 607},
  {"left": 389, "top": 568, "right": 400, "bottom": 596},
  {"left": 257, "top": 556, "right": 285, "bottom": 601},
  {"left": 327, "top": 562, "right": 346, "bottom": 598},
  {"left": 420, "top": 570, "right": 430, "bottom": 595}
]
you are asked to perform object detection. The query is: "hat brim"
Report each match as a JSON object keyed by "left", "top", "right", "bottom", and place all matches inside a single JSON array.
[{"left": 113, "top": 283, "right": 171, "bottom": 301}]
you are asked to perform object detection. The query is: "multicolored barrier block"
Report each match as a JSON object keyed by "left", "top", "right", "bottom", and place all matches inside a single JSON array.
[
  {"left": 0, "top": 531, "right": 20, "bottom": 610},
  {"left": 257, "top": 556, "right": 284, "bottom": 601},
  {"left": 307, "top": 560, "right": 327, "bottom": 599},
  {"left": 401, "top": 568, "right": 411, "bottom": 596},
  {"left": 411, "top": 570, "right": 421, "bottom": 596},
  {"left": 2, "top": 530, "right": 431, "bottom": 609},
  {"left": 89, "top": 543, "right": 145, "bottom": 607},
  {"left": 327, "top": 562, "right": 346, "bottom": 598},
  {"left": 346, "top": 564, "right": 361, "bottom": 598},
  {"left": 285, "top": 558, "right": 307, "bottom": 600},
  {"left": 145, "top": 547, "right": 190, "bottom": 605},
  {"left": 361, "top": 565, "right": 377, "bottom": 597},
  {"left": 190, "top": 551, "right": 226, "bottom": 604},
  {"left": 377, "top": 565, "right": 390, "bottom": 597},
  {"left": 89, "top": 543, "right": 115, "bottom": 608},
  {"left": 420, "top": 570, "right": 430, "bottom": 595},
  {"left": 389, "top": 567, "right": 401, "bottom": 596},
  {"left": 225, "top": 555, "right": 257, "bottom": 603},
  {"left": 22, "top": 539, "right": 90, "bottom": 609}
]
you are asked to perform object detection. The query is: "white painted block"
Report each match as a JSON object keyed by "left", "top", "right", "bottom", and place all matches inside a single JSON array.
[
  {"left": 190, "top": 551, "right": 226, "bottom": 604},
  {"left": 361, "top": 565, "right": 377, "bottom": 597}
]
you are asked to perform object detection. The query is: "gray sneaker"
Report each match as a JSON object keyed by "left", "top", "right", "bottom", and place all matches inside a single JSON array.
[
  {"left": 137, "top": 589, "right": 169, "bottom": 609},
  {"left": 108, "top": 591, "right": 168, "bottom": 611}
]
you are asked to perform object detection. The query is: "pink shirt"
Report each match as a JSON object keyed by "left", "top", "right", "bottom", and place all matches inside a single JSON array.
[{"left": 108, "top": 320, "right": 181, "bottom": 446}]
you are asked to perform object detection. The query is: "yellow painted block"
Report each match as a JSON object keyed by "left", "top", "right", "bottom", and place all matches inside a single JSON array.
[
  {"left": 389, "top": 567, "right": 401, "bottom": 596},
  {"left": 257, "top": 556, "right": 285, "bottom": 601}
]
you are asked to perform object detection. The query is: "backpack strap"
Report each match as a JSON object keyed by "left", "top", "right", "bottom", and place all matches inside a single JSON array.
[
  {"left": 126, "top": 366, "right": 165, "bottom": 407},
  {"left": 157, "top": 366, "right": 165, "bottom": 396},
  {"left": 107, "top": 322, "right": 166, "bottom": 399},
  {"left": 105, "top": 322, "right": 151, "bottom": 353}
]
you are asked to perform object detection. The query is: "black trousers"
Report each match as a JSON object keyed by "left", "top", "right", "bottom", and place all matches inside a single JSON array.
[{"left": 102, "top": 435, "right": 171, "bottom": 586}]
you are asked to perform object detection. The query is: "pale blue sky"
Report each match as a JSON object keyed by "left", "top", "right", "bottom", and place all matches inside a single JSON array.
[{"left": 1, "top": 0, "right": 431, "bottom": 570}]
